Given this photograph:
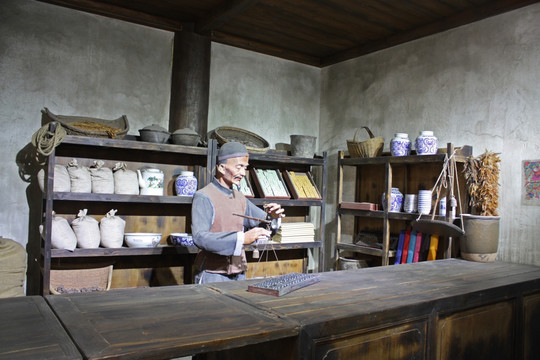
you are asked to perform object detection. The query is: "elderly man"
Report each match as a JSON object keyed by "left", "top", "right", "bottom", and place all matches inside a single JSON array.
[{"left": 191, "top": 141, "right": 285, "bottom": 284}]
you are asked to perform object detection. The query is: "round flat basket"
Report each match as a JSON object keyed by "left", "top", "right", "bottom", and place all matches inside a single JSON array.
[{"left": 213, "top": 126, "right": 270, "bottom": 153}]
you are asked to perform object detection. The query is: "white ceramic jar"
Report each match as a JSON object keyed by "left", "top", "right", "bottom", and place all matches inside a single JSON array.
[
  {"left": 415, "top": 131, "right": 438, "bottom": 155},
  {"left": 390, "top": 133, "right": 411, "bottom": 156},
  {"left": 382, "top": 187, "right": 403, "bottom": 212},
  {"left": 175, "top": 171, "right": 198, "bottom": 196}
]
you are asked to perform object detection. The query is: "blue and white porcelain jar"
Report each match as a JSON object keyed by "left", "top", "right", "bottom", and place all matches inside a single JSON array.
[
  {"left": 175, "top": 171, "right": 198, "bottom": 196},
  {"left": 390, "top": 133, "right": 411, "bottom": 156},
  {"left": 382, "top": 187, "right": 403, "bottom": 212},
  {"left": 415, "top": 131, "right": 438, "bottom": 155}
]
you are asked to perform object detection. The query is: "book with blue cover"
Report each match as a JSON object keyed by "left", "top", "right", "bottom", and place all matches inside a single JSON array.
[
  {"left": 394, "top": 230, "right": 405, "bottom": 265},
  {"left": 406, "top": 231, "right": 417, "bottom": 263}
]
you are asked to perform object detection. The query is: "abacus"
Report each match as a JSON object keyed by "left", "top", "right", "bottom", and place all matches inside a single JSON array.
[{"left": 248, "top": 272, "right": 320, "bottom": 296}]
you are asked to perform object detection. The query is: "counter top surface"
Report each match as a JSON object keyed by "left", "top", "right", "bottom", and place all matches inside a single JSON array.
[
  {"left": 0, "top": 295, "right": 81, "bottom": 360},
  {"left": 209, "top": 259, "right": 540, "bottom": 327},
  {"left": 45, "top": 282, "right": 299, "bottom": 360},
  {"left": 36, "top": 259, "right": 540, "bottom": 359}
]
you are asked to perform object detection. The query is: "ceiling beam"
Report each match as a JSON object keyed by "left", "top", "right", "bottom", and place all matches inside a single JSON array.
[
  {"left": 211, "top": 30, "right": 321, "bottom": 67},
  {"left": 321, "top": 0, "right": 540, "bottom": 67},
  {"left": 196, "top": 0, "right": 260, "bottom": 35},
  {"left": 37, "top": 0, "right": 183, "bottom": 32}
]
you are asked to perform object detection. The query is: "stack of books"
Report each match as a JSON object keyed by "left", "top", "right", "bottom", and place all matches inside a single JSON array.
[
  {"left": 272, "top": 222, "right": 315, "bottom": 243},
  {"left": 394, "top": 229, "right": 439, "bottom": 264}
]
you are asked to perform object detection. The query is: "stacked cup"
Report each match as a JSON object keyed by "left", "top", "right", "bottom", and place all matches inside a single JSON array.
[
  {"left": 417, "top": 190, "right": 432, "bottom": 215},
  {"left": 403, "top": 194, "right": 417, "bottom": 213}
]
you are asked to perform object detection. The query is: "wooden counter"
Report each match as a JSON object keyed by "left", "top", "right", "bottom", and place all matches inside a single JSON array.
[
  {"left": 0, "top": 296, "right": 81, "bottom": 360},
  {"left": 38, "top": 259, "right": 540, "bottom": 359},
  {"left": 45, "top": 283, "right": 299, "bottom": 360},
  {"left": 207, "top": 259, "right": 540, "bottom": 359}
]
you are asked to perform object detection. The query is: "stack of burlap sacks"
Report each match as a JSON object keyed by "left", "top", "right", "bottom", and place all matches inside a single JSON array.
[{"left": 0, "top": 237, "right": 26, "bottom": 297}]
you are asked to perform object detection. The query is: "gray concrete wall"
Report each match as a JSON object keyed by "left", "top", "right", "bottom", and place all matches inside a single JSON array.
[
  {"left": 209, "top": 43, "right": 320, "bottom": 148},
  {"left": 0, "top": 0, "right": 173, "bottom": 293},
  {"left": 321, "top": 3, "right": 540, "bottom": 267}
]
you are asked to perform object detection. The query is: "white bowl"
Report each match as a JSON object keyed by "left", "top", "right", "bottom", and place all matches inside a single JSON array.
[{"left": 124, "top": 233, "right": 161, "bottom": 248}]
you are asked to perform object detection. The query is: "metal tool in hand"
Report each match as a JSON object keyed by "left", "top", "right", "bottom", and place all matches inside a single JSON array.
[
  {"left": 232, "top": 213, "right": 281, "bottom": 237},
  {"left": 232, "top": 213, "right": 282, "bottom": 259}
]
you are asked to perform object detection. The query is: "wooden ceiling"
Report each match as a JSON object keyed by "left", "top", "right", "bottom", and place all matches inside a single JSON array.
[{"left": 39, "top": 0, "right": 539, "bottom": 67}]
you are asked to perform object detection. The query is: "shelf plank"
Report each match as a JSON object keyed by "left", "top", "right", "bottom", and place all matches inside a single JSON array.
[
  {"left": 245, "top": 241, "right": 322, "bottom": 251},
  {"left": 249, "top": 152, "right": 325, "bottom": 166},
  {"left": 341, "top": 153, "right": 468, "bottom": 166},
  {"left": 337, "top": 242, "right": 396, "bottom": 258},
  {"left": 52, "top": 192, "right": 194, "bottom": 204},
  {"left": 250, "top": 198, "right": 323, "bottom": 207},
  {"left": 60, "top": 135, "right": 208, "bottom": 156},
  {"left": 338, "top": 207, "right": 449, "bottom": 222},
  {"left": 56, "top": 135, "right": 209, "bottom": 166},
  {"left": 51, "top": 242, "right": 321, "bottom": 258},
  {"left": 51, "top": 246, "right": 199, "bottom": 258}
]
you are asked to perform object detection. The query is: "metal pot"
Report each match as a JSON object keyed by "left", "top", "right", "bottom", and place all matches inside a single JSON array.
[
  {"left": 171, "top": 128, "right": 200, "bottom": 146},
  {"left": 139, "top": 124, "right": 170, "bottom": 143}
]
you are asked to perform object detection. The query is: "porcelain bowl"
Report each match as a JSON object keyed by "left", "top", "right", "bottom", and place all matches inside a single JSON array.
[
  {"left": 124, "top": 233, "right": 161, "bottom": 248},
  {"left": 169, "top": 233, "right": 194, "bottom": 247}
]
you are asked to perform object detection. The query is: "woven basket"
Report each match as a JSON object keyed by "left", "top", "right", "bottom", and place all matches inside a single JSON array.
[
  {"left": 213, "top": 126, "right": 270, "bottom": 153},
  {"left": 41, "top": 108, "right": 129, "bottom": 139},
  {"left": 49, "top": 265, "right": 113, "bottom": 294},
  {"left": 347, "top": 126, "right": 384, "bottom": 158}
]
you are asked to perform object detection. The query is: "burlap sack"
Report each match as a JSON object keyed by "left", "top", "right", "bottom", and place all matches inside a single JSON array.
[
  {"left": 42, "top": 212, "right": 77, "bottom": 251},
  {"left": 100, "top": 209, "right": 126, "bottom": 248},
  {"left": 0, "top": 237, "right": 26, "bottom": 298},
  {"left": 67, "top": 159, "right": 91, "bottom": 193},
  {"left": 113, "top": 162, "right": 139, "bottom": 195},
  {"left": 71, "top": 209, "right": 100, "bottom": 248},
  {"left": 90, "top": 160, "right": 114, "bottom": 194},
  {"left": 37, "top": 165, "right": 71, "bottom": 192}
]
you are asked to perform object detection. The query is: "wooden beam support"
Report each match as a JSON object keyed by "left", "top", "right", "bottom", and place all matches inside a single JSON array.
[{"left": 169, "top": 25, "right": 211, "bottom": 138}]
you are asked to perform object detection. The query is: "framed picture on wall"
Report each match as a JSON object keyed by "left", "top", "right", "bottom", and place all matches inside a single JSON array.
[{"left": 251, "top": 168, "right": 290, "bottom": 199}]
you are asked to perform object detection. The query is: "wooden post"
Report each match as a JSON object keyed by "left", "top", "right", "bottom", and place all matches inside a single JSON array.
[{"left": 169, "top": 24, "right": 211, "bottom": 137}]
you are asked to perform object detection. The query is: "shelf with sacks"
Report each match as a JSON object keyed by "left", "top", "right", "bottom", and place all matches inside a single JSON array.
[
  {"left": 336, "top": 143, "right": 471, "bottom": 267},
  {"left": 39, "top": 133, "right": 216, "bottom": 295}
]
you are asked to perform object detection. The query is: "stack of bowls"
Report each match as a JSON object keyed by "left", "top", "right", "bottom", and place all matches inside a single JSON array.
[
  {"left": 417, "top": 190, "right": 432, "bottom": 215},
  {"left": 403, "top": 194, "right": 417, "bottom": 213}
]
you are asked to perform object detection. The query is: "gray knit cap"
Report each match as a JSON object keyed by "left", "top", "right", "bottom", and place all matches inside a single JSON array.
[{"left": 217, "top": 142, "right": 248, "bottom": 163}]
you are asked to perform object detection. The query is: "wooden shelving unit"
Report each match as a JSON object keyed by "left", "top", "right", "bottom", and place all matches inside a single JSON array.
[
  {"left": 39, "top": 134, "right": 327, "bottom": 294},
  {"left": 336, "top": 144, "right": 469, "bottom": 267}
]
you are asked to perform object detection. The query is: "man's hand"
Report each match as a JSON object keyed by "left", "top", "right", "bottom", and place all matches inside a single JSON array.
[
  {"left": 263, "top": 203, "right": 285, "bottom": 219},
  {"left": 244, "top": 227, "right": 271, "bottom": 245}
]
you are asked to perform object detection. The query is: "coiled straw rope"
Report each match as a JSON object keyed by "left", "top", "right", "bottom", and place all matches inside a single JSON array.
[{"left": 31, "top": 123, "right": 66, "bottom": 164}]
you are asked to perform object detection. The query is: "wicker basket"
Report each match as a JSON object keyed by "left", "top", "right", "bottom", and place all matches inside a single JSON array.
[
  {"left": 213, "top": 126, "right": 270, "bottom": 153},
  {"left": 49, "top": 265, "right": 113, "bottom": 294},
  {"left": 41, "top": 107, "right": 129, "bottom": 139},
  {"left": 347, "top": 126, "right": 384, "bottom": 158}
]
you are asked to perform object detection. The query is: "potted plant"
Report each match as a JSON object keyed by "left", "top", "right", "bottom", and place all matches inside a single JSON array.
[{"left": 461, "top": 150, "right": 501, "bottom": 262}]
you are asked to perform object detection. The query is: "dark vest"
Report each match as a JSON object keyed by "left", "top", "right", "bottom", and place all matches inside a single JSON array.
[{"left": 194, "top": 183, "right": 248, "bottom": 275}]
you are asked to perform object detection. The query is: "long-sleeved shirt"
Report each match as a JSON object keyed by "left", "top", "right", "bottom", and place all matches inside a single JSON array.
[{"left": 191, "top": 178, "right": 267, "bottom": 257}]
